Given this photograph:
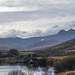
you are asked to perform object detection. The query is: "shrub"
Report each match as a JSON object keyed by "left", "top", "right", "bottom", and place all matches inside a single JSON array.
[
  {"left": 7, "top": 49, "right": 19, "bottom": 56},
  {"left": 38, "top": 58, "right": 47, "bottom": 67},
  {"left": 0, "top": 51, "right": 2, "bottom": 56},
  {"left": 47, "top": 60, "right": 54, "bottom": 66},
  {"left": 54, "top": 57, "right": 75, "bottom": 73}
]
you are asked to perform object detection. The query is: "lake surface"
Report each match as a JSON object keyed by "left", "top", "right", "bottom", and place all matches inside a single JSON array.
[{"left": 0, "top": 64, "right": 54, "bottom": 75}]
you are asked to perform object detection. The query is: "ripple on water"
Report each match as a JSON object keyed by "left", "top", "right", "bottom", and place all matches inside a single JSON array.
[{"left": 0, "top": 65, "right": 54, "bottom": 75}]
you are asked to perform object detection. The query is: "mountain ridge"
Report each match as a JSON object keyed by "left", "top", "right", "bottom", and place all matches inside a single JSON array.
[{"left": 0, "top": 29, "right": 74, "bottom": 50}]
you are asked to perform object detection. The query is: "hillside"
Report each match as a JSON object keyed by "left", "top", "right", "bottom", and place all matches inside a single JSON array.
[
  {"left": 27, "top": 40, "right": 61, "bottom": 49},
  {"left": 35, "top": 38, "right": 75, "bottom": 57}
]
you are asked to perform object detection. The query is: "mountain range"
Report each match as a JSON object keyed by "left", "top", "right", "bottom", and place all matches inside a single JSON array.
[
  {"left": 0, "top": 29, "right": 75, "bottom": 50},
  {"left": 27, "top": 29, "right": 75, "bottom": 49}
]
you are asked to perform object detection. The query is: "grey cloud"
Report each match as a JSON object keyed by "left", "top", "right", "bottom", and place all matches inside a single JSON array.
[
  {"left": 0, "top": 22, "right": 75, "bottom": 38},
  {"left": 0, "top": 29, "right": 43, "bottom": 38},
  {"left": 43, "top": 21, "right": 75, "bottom": 35},
  {"left": 0, "top": 29, "right": 26, "bottom": 38},
  {"left": 66, "top": 20, "right": 75, "bottom": 29},
  {"left": 0, "top": 0, "right": 75, "bottom": 22},
  {"left": 53, "top": 25, "right": 59, "bottom": 28},
  {"left": 72, "top": 24, "right": 75, "bottom": 27},
  {"left": 0, "top": 0, "right": 75, "bottom": 38}
]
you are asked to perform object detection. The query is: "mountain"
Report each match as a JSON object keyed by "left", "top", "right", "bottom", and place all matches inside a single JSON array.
[
  {"left": 35, "top": 38, "right": 75, "bottom": 57},
  {"left": 27, "top": 40, "right": 61, "bottom": 49},
  {"left": 53, "top": 29, "right": 75, "bottom": 41},
  {"left": 27, "top": 29, "right": 75, "bottom": 49},
  {"left": 0, "top": 29, "right": 74, "bottom": 50},
  {"left": 0, "top": 46, "right": 27, "bottom": 51},
  {"left": 0, "top": 37, "right": 47, "bottom": 47}
]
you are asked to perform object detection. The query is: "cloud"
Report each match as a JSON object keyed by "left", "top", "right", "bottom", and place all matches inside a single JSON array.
[
  {"left": 0, "top": 29, "right": 43, "bottom": 38},
  {"left": 0, "top": 0, "right": 42, "bottom": 12},
  {"left": 0, "top": 0, "right": 75, "bottom": 23},
  {"left": 0, "top": 6, "right": 40, "bottom": 12},
  {"left": 53, "top": 25, "right": 59, "bottom": 28},
  {"left": 0, "top": 20, "right": 75, "bottom": 38},
  {"left": 0, "top": 29, "right": 25, "bottom": 38},
  {"left": 0, "top": 0, "right": 75, "bottom": 38}
]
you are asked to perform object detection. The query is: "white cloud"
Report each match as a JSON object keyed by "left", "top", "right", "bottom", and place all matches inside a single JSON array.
[{"left": 0, "top": 6, "right": 40, "bottom": 12}]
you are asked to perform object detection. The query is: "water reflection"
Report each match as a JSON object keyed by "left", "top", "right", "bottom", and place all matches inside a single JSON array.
[{"left": 0, "top": 64, "right": 54, "bottom": 75}]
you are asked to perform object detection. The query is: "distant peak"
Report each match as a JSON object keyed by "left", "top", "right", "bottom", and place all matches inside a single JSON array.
[
  {"left": 60, "top": 30, "right": 66, "bottom": 32},
  {"left": 68, "top": 29, "right": 75, "bottom": 32},
  {"left": 58, "top": 30, "right": 66, "bottom": 34}
]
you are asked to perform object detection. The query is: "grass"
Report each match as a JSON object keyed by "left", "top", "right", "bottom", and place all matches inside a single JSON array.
[
  {"left": 1, "top": 51, "right": 7, "bottom": 54},
  {"left": 0, "top": 50, "right": 34, "bottom": 56},
  {"left": 19, "top": 51, "right": 34, "bottom": 55}
]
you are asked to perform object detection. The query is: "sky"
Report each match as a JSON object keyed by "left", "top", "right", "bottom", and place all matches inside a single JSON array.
[{"left": 0, "top": 0, "right": 75, "bottom": 38}]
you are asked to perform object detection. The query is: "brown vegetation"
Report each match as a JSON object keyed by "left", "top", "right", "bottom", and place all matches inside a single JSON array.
[
  {"left": 56, "top": 71, "right": 75, "bottom": 75},
  {"left": 65, "top": 50, "right": 75, "bottom": 53},
  {"left": 35, "top": 56, "right": 69, "bottom": 61},
  {"left": 54, "top": 57, "right": 75, "bottom": 73},
  {"left": 0, "top": 57, "right": 17, "bottom": 63}
]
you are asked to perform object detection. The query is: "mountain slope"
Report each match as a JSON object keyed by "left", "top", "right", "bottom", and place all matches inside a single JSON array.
[
  {"left": 27, "top": 40, "right": 61, "bottom": 49},
  {"left": 35, "top": 38, "right": 75, "bottom": 57}
]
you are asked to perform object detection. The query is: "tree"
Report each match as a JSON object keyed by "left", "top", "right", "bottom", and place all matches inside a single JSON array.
[
  {"left": 7, "top": 49, "right": 19, "bottom": 56},
  {"left": 0, "top": 51, "right": 2, "bottom": 56}
]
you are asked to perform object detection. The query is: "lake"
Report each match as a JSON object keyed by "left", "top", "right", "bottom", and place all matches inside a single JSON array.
[{"left": 0, "top": 64, "right": 54, "bottom": 75}]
